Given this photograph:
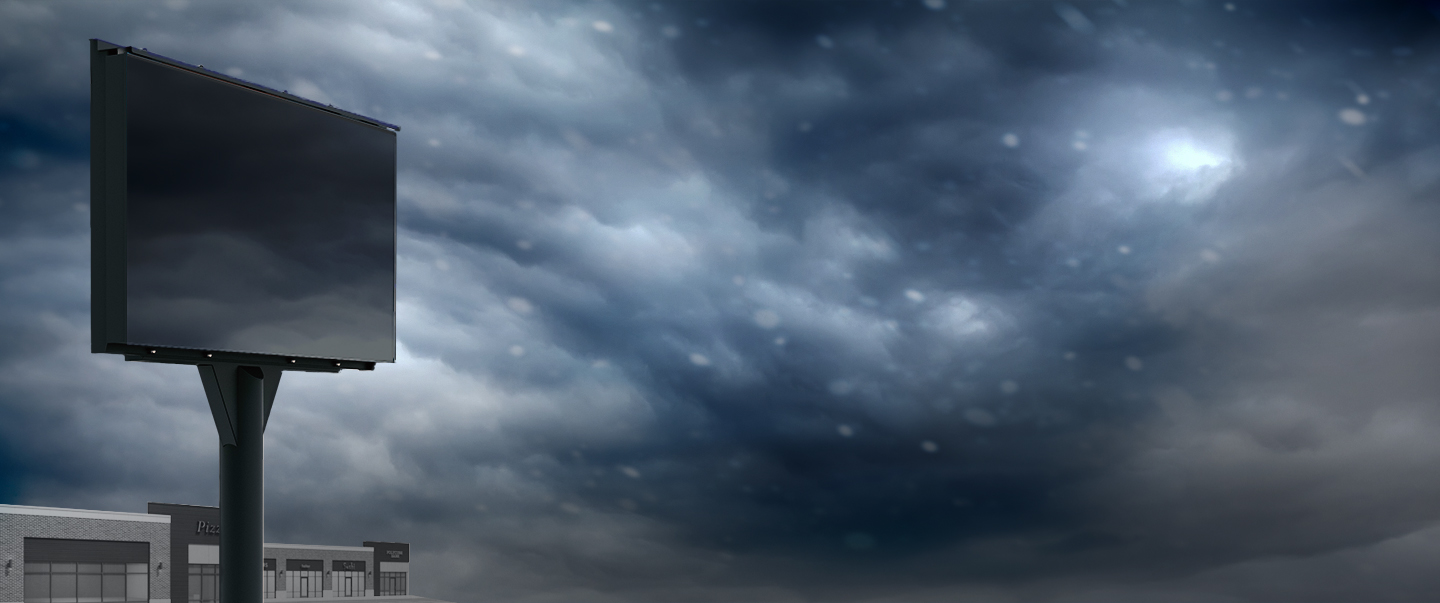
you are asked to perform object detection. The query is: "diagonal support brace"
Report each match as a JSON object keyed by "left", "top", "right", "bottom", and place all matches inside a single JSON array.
[{"left": 198, "top": 363, "right": 282, "bottom": 445}]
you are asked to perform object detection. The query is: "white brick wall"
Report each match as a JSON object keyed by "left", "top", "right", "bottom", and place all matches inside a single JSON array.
[{"left": 0, "top": 508, "right": 171, "bottom": 603}]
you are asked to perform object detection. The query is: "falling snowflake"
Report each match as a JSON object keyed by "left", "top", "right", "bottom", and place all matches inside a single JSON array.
[
  {"left": 507, "top": 297, "right": 533, "bottom": 314},
  {"left": 964, "top": 408, "right": 997, "bottom": 427}
]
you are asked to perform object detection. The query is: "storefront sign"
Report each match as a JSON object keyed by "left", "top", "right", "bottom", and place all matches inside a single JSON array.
[
  {"left": 195, "top": 521, "right": 220, "bottom": 535},
  {"left": 286, "top": 559, "right": 324, "bottom": 572}
]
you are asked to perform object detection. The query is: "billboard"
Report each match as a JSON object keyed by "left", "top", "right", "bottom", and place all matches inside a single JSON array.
[{"left": 91, "top": 40, "right": 398, "bottom": 369}]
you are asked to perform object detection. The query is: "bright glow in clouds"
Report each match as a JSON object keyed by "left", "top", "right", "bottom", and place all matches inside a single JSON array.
[
  {"left": 923, "top": 295, "right": 1007, "bottom": 340},
  {"left": 1140, "top": 128, "right": 1239, "bottom": 203},
  {"left": 1165, "top": 142, "right": 1225, "bottom": 171}
]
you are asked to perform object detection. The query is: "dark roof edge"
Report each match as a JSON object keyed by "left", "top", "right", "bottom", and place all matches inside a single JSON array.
[
  {"left": 92, "top": 38, "right": 401, "bottom": 132},
  {"left": 147, "top": 502, "right": 219, "bottom": 512}
]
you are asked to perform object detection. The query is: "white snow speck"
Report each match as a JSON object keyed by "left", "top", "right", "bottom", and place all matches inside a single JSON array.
[
  {"left": 964, "top": 408, "right": 996, "bottom": 427},
  {"left": 507, "top": 297, "right": 533, "bottom": 314}
]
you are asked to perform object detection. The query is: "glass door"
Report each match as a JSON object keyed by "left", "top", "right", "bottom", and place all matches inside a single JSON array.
[{"left": 188, "top": 565, "right": 218, "bottom": 603}]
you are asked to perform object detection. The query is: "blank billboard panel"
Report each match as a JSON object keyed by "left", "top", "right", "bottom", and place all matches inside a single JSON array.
[{"left": 92, "top": 41, "right": 397, "bottom": 367}]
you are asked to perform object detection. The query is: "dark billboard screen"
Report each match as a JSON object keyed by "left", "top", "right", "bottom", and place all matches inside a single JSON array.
[{"left": 92, "top": 42, "right": 396, "bottom": 365}]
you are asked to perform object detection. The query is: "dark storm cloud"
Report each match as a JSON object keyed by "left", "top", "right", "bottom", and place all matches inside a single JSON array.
[{"left": 5, "top": 1, "right": 1440, "bottom": 601}]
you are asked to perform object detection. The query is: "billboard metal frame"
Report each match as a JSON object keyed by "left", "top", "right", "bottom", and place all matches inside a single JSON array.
[{"left": 90, "top": 38, "right": 398, "bottom": 373}]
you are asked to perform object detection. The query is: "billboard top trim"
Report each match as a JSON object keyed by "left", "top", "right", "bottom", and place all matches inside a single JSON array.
[{"left": 91, "top": 38, "right": 401, "bottom": 133}]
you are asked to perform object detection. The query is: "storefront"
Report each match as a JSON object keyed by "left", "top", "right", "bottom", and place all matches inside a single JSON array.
[
  {"left": 1, "top": 504, "right": 410, "bottom": 603},
  {"left": 262, "top": 544, "right": 370, "bottom": 600},
  {"left": 360, "top": 543, "right": 406, "bottom": 597},
  {"left": 0, "top": 505, "right": 169, "bottom": 603},
  {"left": 329, "top": 561, "right": 364, "bottom": 598}
]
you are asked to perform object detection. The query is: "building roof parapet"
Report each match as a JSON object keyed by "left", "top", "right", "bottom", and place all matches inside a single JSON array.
[
  {"left": 265, "top": 543, "right": 374, "bottom": 552},
  {"left": 0, "top": 504, "right": 172, "bottom": 523}
]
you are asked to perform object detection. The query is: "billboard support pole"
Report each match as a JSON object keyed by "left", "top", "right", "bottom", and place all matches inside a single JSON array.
[{"left": 199, "top": 364, "right": 282, "bottom": 603}]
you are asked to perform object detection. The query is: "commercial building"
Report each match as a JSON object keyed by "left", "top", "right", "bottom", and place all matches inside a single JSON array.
[{"left": 0, "top": 504, "right": 409, "bottom": 603}]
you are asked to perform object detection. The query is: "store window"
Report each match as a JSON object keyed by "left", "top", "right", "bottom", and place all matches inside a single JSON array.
[
  {"left": 24, "top": 563, "right": 147, "bottom": 603},
  {"left": 263, "top": 559, "right": 276, "bottom": 599},
  {"left": 331, "top": 571, "right": 364, "bottom": 597},
  {"left": 330, "top": 560, "right": 365, "bottom": 598},
  {"left": 188, "top": 564, "right": 218, "bottom": 603},
  {"left": 377, "top": 572, "right": 406, "bottom": 596},
  {"left": 287, "top": 570, "right": 322, "bottom": 598}
]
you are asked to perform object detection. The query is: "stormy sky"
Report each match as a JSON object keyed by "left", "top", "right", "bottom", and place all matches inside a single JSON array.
[{"left": 4, "top": 1, "right": 1440, "bottom": 601}]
